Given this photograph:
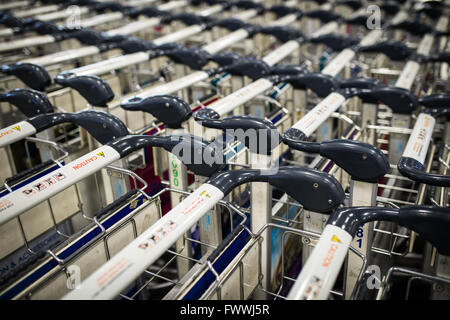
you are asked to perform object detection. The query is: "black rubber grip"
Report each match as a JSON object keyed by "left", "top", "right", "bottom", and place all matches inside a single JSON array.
[
  {"left": 95, "top": 189, "right": 140, "bottom": 221},
  {"left": 4, "top": 160, "right": 55, "bottom": 187},
  {"left": 207, "top": 224, "right": 245, "bottom": 262}
]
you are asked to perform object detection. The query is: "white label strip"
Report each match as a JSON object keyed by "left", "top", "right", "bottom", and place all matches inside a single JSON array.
[
  {"left": 152, "top": 25, "right": 205, "bottom": 46},
  {"left": 0, "top": 121, "right": 37, "bottom": 148},
  {"left": 284, "top": 0, "right": 298, "bottom": 7},
  {"left": 268, "top": 13, "right": 298, "bottom": 27},
  {"left": 417, "top": 34, "right": 434, "bottom": 56},
  {"left": 287, "top": 225, "right": 352, "bottom": 300},
  {"left": 402, "top": 113, "right": 435, "bottom": 164},
  {"left": 395, "top": 61, "right": 420, "bottom": 89},
  {"left": 199, "top": 4, "right": 223, "bottom": 17},
  {"left": 23, "top": 46, "right": 100, "bottom": 66},
  {"left": 79, "top": 12, "right": 124, "bottom": 28},
  {"left": 0, "top": 35, "right": 55, "bottom": 52},
  {"left": 359, "top": 29, "right": 383, "bottom": 47},
  {"left": 66, "top": 52, "right": 149, "bottom": 77},
  {"left": 0, "top": 145, "right": 120, "bottom": 226},
  {"left": 63, "top": 183, "right": 224, "bottom": 300},
  {"left": 125, "top": 0, "right": 157, "bottom": 6},
  {"left": 233, "top": 9, "right": 258, "bottom": 21},
  {"left": 0, "top": 1, "right": 28, "bottom": 10},
  {"left": 436, "top": 17, "right": 448, "bottom": 32},
  {"left": 210, "top": 78, "right": 274, "bottom": 116},
  {"left": 0, "top": 28, "right": 13, "bottom": 37},
  {"left": 312, "top": 22, "right": 339, "bottom": 37},
  {"left": 202, "top": 29, "right": 250, "bottom": 55},
  {"left": 391, "top": 11, "right": 408, "bottom": 25},
  {"left": 321, "top": 48, "right": 355, "bottom": 77},
  {"left": 263, "top": 41, "right": 300, "bottom": 66},
  {"left": 15, "top": 5, "right": 59, "bottom": 18},
  {"left": 292, "top": 92, "right": 346, "bottom": 136},
  {"left": 36, "top": 7, "right": 89, "bottom": 22},
  {"left": 137, "top": 71, "right": 210, "bottom": 98},
  {"left": 105, "top": 18, "right": 161, "bottom": 37},
  {"left": 158, "top": 0, "right": 188, "bottom": 11}
]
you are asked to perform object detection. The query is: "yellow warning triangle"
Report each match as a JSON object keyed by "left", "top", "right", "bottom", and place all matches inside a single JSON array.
[
  {"left": 97, "top": 152, "right": 105, "bottom": 157},
  {"left": 331, "top": 235, "right": 342, "bottom": 243},
  {"left": 12, "top": 126, "right": 20, "bottom": 131}
]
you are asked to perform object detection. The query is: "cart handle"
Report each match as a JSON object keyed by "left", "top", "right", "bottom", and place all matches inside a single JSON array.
[
  {"left": 268, "top": 4, "right": 301, "bottom": 18},
  {"left": 308, "top": 33, "right": 360, "bottom": 52},
  {"left": 388, "top": 19, "right": 434, "bottom": 36},
  {"left": 328, "top": 206, "right": 450, "bottom": 255},
  {"left": 28, "top": 110, "right": 129, "bottom": 144},
  {"left": 194, "top": 111, "right": 281, "bottom": 154},
  {"left": 258, "top": 26, "right": 303, "bottom": 43},
  {"left": 53, "top": 75, "right": 114, "bottom": 107},
  {"left": 304, "top": 9, "right": 340, "bottom": 23},
  {"left": 121, "top": 94, "right": 192, "bottom": 129},
  {"left": 0, "top": 63, "right": 52, "bottom": 91},
  {"left": 208, "top": 166, "right": 345, "bottom": 213},
  {"left": 107, "top": 134, "right": 226, "bottom": 177},
  {"left": 357, "top": 40, "right": 414, "bottom": 61},
  {"left": 0, "top": 88, "right": 54, "bottom": 117},
  {"left": 287, "top": 205, "right": 449, "bottom": 300}
]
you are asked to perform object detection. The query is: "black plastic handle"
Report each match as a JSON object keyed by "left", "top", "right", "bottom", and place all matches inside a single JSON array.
[
  {"left": 398, "top": 157, "right": 450, "bottom": 187},
  {"left": 267, "top": 5, "right": 300, "bottom": 18},
  {"left": 328, "top": 206, "right": 450, "bottom": 256},
  {"left": 31, "top": 20, "right": 60, "bottom": 35},
  {"left": 339, "top": 77, "right": 381, "bottom": 90},
  {"left": 0, "top": 63, "right": 51, "bottom": 91},
  {"left": 358, "top": 41, "right": 414, "bottom": 61},
  {"left": 419, "top": 93, "right": 450, "bottom": 108},
  {"left": 270, "top": 63, "right": 307, "bottom": 76},
  {"left": 233, "top": 0, "right": 264, "bottom": 11},
  {"left": 0, "top": 14, "right": 24, "bottom": 29},
  {"left": 207, "top": 18, "right": 249, "bottom": 32},
  {"left": 210, "top": 51, "right": 242, "bottom": 66},
  {"left": 218, "top": 57, "right": 271, "bottom": 80},
  {"left": 27, "top": 110, "right": 129, "bottom": 144},
  {"left": 398, "top": 206, "right": 450, "bottom": 255},
  {"left": 308, "top": 33, "right": 359, "bottom": 51},
  {"left": 259, "top": 26, "right": 303, "bottom": 43},
  {"left": 304, "top": 10, "right": 341, "bottom": 23},
  {"left": 336, "top": 0, "right": 362, "bottom": 11},
  {"left": 91, "top": 1, "right": 129, "bottom": 13},
  {"left": 0, "top": 88, "right": 54, "bottom": 117},
  {"left": 69, "top": 28, "right": 106, "bottom": 46},
  {"left": 388, "top": 20, "right": 434, "bottom": 36},
  {"left": 53, "top": 75, "right": 114, "bottom": 107},
  {"left": 127, "top": 6, "right": 168, "bottom": 18},
  {"left": 194, "top": 110, "right": 281, "bottom": 154},
  {"left": 428, "top": 52, "right": 450, "bottom": 64},
  {"left": 120, "top": 95, "right": 192, "bottom": 129},
  {"left": 163, "top": 47, "right": 211, "bottom": 70},
  {"left": 114, "top": 38, "right": 156, "bottom": 54},
  {"left": 107, "top": 134, "right": 226, "bottom": 177},
  {"left": 270, "top": 73, "right": 340, "bottom": 97},
  {"left": 163, "top": 13, "right": 209, "bottom": 26},
  {"left": 348, "top": 86, "right": 419, "bottom": 114},
  {"left": 208, "top": 166, "right": 345, "bottom": 213},
  {"left": 282, "top": 130, "right": 390, "bottom": 182}
]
